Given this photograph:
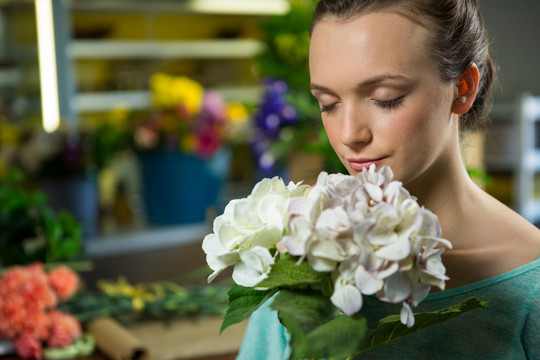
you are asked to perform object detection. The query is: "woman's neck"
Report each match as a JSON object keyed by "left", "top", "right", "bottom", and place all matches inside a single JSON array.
[{"left": 405, "top": 140, "right": 480, "bottom": 249}]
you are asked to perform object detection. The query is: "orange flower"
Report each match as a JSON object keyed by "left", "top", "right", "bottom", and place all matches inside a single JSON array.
[
  {"left": 48, "top": 266, "right": 79, "bottom": 300},
  {"left": 0, "top": 263, "right": 83, "bottom": 359},
  {"left": 47, "top": 311, "right": 82, "bottom": 348}
]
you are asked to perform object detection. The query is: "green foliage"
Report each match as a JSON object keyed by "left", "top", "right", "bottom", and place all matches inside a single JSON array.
[
  {"left": 273, "top": 289, "right": 368, "bottom": 360},
  {"left": 60, "top": 281, "right": 231, "bottom": 326},
  {"left": 257, "top": 253, "right": 331, "bottom": 289},
  {"left": 220, "top": 284, "right": 277, "bottom": 333},
  {"left": 86, "top": 122, "right": 130, "bottom": 172},
  {"left": 256, "top": 0, "right": 317, "bottom": 92},
  {"left": 0, "top": 171, "right": 83, "bottom": 266},
  {"left": 220, "top": 253, "right": 489, "bottom": 360},
  {"left": 355, "top": 297, "right": 489, "bottom": 356}
]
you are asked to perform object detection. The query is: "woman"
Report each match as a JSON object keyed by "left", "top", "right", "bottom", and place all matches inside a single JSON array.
[{"left": 237, "top": 0, "right": 540, "bottom": 358}]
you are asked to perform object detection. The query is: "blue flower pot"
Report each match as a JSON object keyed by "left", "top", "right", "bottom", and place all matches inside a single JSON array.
[
  {"left": 41, "top": 176, "right": 98, "bottom": 240},
  {"left": 138, "top": 149, "right": 230, "bottom": 225}
]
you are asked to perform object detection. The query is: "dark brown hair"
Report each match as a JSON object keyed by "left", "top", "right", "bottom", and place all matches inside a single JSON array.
[{"left": 310, "top": 0, "right": 496, "bottom": 131}]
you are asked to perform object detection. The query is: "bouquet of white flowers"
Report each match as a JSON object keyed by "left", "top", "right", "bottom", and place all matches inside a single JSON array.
[{"left": 203, "top": 165, "right": 486, "bottom": 360}]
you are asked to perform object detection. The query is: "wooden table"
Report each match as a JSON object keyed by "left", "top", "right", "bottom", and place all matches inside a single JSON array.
[{"left": 0, "top": 316, "right": 246, "bottom": 360}]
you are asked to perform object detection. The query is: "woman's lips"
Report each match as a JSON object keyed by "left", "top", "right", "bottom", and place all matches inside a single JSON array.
[{"left": 347, "top": 157, "right": 386, "bottom": 171}]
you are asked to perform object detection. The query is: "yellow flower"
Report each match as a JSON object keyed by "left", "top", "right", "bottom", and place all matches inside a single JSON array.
[
  {"left": 150, "top": 73, "right": 204, "bottom": 115},
  {"left": 172, "top": 76, "right": 204, "bottom": 116},
  {"left": 98, "top": 277, "right": 163, "bottom": 312},
  {"left": 226, "top": 103, "right": 249, "bottom": 124}
]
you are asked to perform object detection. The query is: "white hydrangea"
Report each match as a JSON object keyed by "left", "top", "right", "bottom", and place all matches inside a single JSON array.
[
  {"left": 278, "top": 165, "right": 452, "bottom": 327},
  {"left": 202, "top": 176, "right": 309, "bottom": 287}
]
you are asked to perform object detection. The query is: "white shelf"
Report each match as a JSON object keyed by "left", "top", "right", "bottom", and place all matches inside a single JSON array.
[
  {"left": 69, "top": 39, "right": 264, "bottom": 59},
  {"left": 69, "top": 0, "right": 290, "bottom": 15},
  {"left": 85, "top": 222, "right": 209, "bottom": 258},
  {"left": 74, "top": 85, "right": 262, "bottom": 112},
  {"left": 74, "top": 90, "right": 150, "bottom": 112}
]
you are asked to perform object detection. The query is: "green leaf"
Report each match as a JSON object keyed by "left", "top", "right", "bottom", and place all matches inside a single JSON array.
[
  {"left": 220, "top": 284, "right": 277, "bottom": 333},
  {"left": 272, "top": 289, "right": 368, "bottom": 360},
  {"left": 356, "top": 297, "right": 489, "bottom": 355},
  {"left": 257, "top": 255, "right": 331, "bottom": 290}
]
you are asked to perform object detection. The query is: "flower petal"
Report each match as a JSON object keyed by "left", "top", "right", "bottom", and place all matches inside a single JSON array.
[
  {"left": 384, "top": 272, "right": 412, "bottom": 303},
  {"left": 400, "top": 302, "right": 415, "bottom": 328},
  {"left": 355, "top": 265, "right": 383, "bottom": 295},
  {"left": 331, "top": 279, "right": 363, "bottom": 316}
]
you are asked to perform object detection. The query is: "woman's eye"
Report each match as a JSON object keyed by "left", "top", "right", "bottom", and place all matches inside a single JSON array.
[
  {"left": 374, "top": 95, "right": 405, "bottom": 110},
  {"left": 320, "top": 104, "right": 336, "bottom": 113}
]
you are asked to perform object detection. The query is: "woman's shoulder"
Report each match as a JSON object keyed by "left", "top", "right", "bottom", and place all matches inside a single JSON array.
[{"left": 443, "top": 190, "right": 540, "bottom": 288}]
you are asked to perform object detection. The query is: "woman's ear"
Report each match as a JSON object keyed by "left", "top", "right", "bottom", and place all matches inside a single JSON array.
[{"left": 452, "top": 63, "right": 480, "bottom": 115}]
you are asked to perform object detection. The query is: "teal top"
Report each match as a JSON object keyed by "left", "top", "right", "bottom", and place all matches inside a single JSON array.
[{"left": 237, "top": 256, "right": 540, "bottom": 360}]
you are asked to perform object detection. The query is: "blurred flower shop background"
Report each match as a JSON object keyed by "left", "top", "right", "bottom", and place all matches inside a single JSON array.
[{"left": 0, "top": 0, "right": 539, "bottom": 359}]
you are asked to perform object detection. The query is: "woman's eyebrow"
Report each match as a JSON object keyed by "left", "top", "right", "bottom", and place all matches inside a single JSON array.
[{"left": 310, "top": 74, "right": 409, "bottom": 93}]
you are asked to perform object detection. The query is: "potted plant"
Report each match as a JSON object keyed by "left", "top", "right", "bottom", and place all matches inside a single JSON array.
[{"left": 123, "top": 73, "right": 250, "bottom": 225}]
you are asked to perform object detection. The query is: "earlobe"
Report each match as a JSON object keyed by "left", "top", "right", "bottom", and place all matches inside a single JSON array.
[{"left": 452, "top": 63, "right": 480, "bottom": 115}]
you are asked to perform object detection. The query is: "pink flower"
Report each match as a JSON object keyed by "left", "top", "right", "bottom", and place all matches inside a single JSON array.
[
  {"left": 47, "top": 311, "right": 82, "bottom": 348},
  {"left": 13, "top": 335, "right": 42, "bottom": 360},
  {"left": 200, "top": 91, "right": 227, "bottom": 125},
  {"left": 48, "top": 266, "right": 79, "bottom": 300},
  {"left": 195, "top": 125, "right": 222, "bottom": 158}
]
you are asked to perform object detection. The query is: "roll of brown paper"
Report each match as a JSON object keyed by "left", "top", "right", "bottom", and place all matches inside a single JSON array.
[{"left": 86, "top": 317, "right": 150, "bottom": 360}]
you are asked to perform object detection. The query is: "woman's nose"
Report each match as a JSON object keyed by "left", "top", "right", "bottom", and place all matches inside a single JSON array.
[{"left": 339, "top": 104, "right": 372, "bottom": 147}]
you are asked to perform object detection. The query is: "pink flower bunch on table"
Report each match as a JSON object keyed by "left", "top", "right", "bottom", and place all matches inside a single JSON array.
[{"left": 0, "top": 263, "right": 81, "bottom": 359}]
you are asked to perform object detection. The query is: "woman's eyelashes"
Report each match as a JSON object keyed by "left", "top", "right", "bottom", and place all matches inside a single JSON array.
[
  {"left": 320, "top": 103, "right": 336, "bottom": 113},
  {"left": 374, "top": 95, "right": 405, "bottom": 110},
  {"left": 319, "top": 95, "right": 405, "bottom": 113}
]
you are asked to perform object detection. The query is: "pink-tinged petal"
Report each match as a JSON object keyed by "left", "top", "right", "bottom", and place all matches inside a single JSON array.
[
  {"left": 377, "top": 261, "right": 400, "bottom": 279},
  {"left": 400, "top": 302, "right": 415, "bottom": 328},
  {"left": 355, "top": 265, "right": 383, "bottom": 295},
  {"left": 383, "top": 181, "right": 403, "bottom": 203},
  {"left": 331, "top": 280, "right": 363, "bottom": 316},
  {"left": 419, "top": 209, "right": 442, "bottom": 238},
  {"left": 289, "top": 196, "right": 312, "bottom": 216},
  {"left": 353, "top": 220, "right": 375, "bottom": 246},
  {"left": 411, "top": 283, "right": 431, "bottom": 306},
  {"left": 379, "top": 165, "right": 394, "bottom": 183},
  {"left": 310, "top": 239, "right": 346, "bottom": 263},
  {"left": 281, "top": 217, "right": 312, "bottom": 256},
  {"left": 316, "top": 207, "right": 351, "bottom": 233},
  {"left": 383, "top": 272, "right": 412, "bottom": 303},
  {"left": 276, "top": 241, "right": 288, "bottom": 253},
  {"left": 364, "top": 183, "right": 383, "bottom": 202}
]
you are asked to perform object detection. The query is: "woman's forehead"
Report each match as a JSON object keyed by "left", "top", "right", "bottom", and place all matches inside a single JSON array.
[{"left": 309, "top": 11, "right": 436, "bottom": 87}]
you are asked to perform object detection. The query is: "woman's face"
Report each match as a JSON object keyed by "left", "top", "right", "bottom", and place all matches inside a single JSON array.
[{"left": 309, "top": 11, "right": 459, "bottom": 189}]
